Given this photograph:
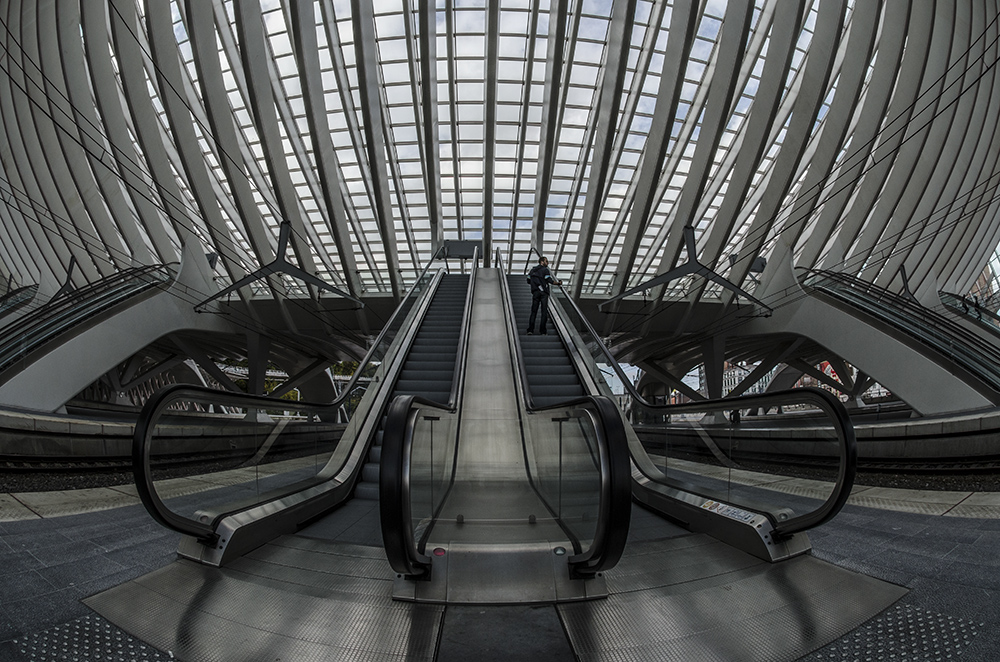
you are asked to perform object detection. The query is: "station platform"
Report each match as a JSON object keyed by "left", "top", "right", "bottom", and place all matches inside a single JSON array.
[{"left": 1, "top": 482, "right": 999, "bottom": 661}]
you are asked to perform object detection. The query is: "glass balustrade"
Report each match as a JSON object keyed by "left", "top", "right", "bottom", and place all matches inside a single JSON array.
[{"left": 134, "top": 263, "right": 440, "bottom": 538}]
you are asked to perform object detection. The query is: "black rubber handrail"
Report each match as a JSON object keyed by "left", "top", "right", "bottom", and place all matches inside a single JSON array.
[
  {"left": 495, "top": 249, "right": 631, "bottom": 575},
  {"left": 561, "top": 394, "right": 632, "bottom": 576},
  {"left": 635, "top": 387, "right": 856, "bottom": 536},
  {"left": 380, "top": 392, "right": 633, "bottom": 578},
  {"left": 380, "top": 249, "right": 479, "bottom": 577},
  {"left": 132, "top": 254, "right": 446, "bottom": 542},
  {"left": 445, "top": 246, "right": 479, "bottom": 409},
  {"left": 380, "top": 394, "right": 435, "bottom": 577},
  {"left": 132, "top": 386, "right": 338, "bottom": 541},
  {"left": 544, "top": 262, "right": 858, "bottom": 538}
]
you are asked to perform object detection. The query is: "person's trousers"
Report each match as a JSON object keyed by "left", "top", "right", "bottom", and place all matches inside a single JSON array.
[{"left": 527, "top": 291, "right": 549, "bottom": 333}]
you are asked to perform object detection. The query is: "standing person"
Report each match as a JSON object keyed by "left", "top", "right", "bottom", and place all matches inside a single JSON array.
[{"left": 526, "top": 256, "right": 561, "bottom": 335}]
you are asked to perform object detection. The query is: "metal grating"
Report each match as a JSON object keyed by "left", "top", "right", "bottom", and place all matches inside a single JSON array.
[
  {"left": 804, "top": 604, "right": 982, "bottom": 661},
  {"left": 14, "top": 614, "right": 170, "bottom": 661}
]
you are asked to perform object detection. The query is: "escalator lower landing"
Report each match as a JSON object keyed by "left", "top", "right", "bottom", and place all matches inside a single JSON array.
[{"left": 84, "top": 503, "right": 907, "bottom": 662}]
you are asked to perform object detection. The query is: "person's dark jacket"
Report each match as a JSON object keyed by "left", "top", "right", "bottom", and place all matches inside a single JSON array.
[{"left": 528, "top": 264, "right": 555, "bottom": 296}]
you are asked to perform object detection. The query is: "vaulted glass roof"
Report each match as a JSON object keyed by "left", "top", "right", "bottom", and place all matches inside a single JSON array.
[{"left": 1, "top": 0, "right": 999, "bottom": 315}]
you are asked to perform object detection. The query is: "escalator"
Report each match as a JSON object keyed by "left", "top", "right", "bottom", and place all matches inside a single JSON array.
[
  {"left": 379, "top": 266, "right": 631, "bottom": 599},
  {"left": 802, "top": 269, "right": 1000, "bottom": 404},
  {"left": 0, "top": 265, "right": 172, "bottom": 384},
  {"left": 131, "top": 255, "right": 475, "bottom": 565},
  {"left": 108, "top": 252, "right": 897, "bottom": 662},
  {"left": 544, "top": 270, "right": 857, "bottom": 562}
]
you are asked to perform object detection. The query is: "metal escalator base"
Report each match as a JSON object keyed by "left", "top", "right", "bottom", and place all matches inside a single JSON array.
[
  {"left": 393, "top": 541, "right": 608, "bottom": 604},
  {"left": 84, "top": 536, "right": 444, "bottom": 662},
  {"left": 559, "top": 533, "right": 908, "bottom": 662},
  {"left": 83, "top": 528, "right": 905, "bottom": 661}
]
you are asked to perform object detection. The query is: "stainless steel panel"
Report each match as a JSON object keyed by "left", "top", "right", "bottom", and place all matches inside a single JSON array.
[
  {"left": 559, "top": 534, "right": 907, "bottom": 662},
  {"left": 85, "top": 539, "right": 444, "bottom": 662},
  {"left": 393, "top": 543, "right": 607, "bottom": 604}
]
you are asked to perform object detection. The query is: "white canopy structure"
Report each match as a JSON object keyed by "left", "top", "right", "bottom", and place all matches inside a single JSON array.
[{"left": 1, "top": 0, "right": 1000, "bottom": 414}]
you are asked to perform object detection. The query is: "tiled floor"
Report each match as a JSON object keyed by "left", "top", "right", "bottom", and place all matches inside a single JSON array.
[
  {"left": 3, "top": 485, "right": 1000, "bottom": 660},
  {"left": 6, "top": 468, "right": 1000, "bottom": 522}
]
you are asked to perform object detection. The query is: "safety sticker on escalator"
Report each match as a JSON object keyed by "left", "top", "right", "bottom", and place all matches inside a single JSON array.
[{"left": 701, "top": 500, "right": 759, "bottom": 524}]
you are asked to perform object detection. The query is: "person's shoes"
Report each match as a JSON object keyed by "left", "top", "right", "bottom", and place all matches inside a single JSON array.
[{"left": 526, "top": 331, "right": 533, "bottom": 335}]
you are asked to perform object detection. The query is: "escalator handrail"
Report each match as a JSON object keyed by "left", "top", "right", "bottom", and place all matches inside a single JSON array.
[
  {"left": 563, "top": 394, "right": 633, "bottom": 575},
  {"left": 445, "top": 245, "right": 479, "bottom": 409},
  {"left": 805, "top": 270, "right": 1000, "bottom": 351},
  {"left": 543, "top": 262, "right": 857, "bottom": 537},
  {"left": 940, "top": 290, "right": 1000, "bottom": 333},
  {"left": 635, "top": 387, "right": 857, "bottom": 536},
  {"left": 0, "top": 264, "right": 170, "bottom": 333},
  {"left": 133, "top": 255, "right": 446, "bottom": 541},
  {"left": 132, "top": 385, "right": 340, "bottom": 541},
  {"left": 380, "top": 394, "right": 435, "bottom": 577},
  {"left": 379, "top": 391, "right": 632, "bottom": 578},
  {"left": 0, "top": 265, "right": 170, "bottom": 337}
]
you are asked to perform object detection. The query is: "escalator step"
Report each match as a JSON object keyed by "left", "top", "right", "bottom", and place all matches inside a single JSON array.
[
  {"left": 403, "top": 364, "right": 455, "bottom": 375},
  {"left": 354, "top": 481, "right": 379, "bottom": 500},
  {"left": 522, "top": 358, "right": 573, "bottom": 368},
  {"left": 531, "top": 385, "right": 585, "bottom": 397},
  {"left": 362, "top": 463, "right": 380, "bottom": 483},
  {"left": 404, "top": 355, "right": 459, "bottom": 366},
  {"left": 417, "top": 322, "right": 461, "bottom": 330},
  {"left": 395, "top": 378, "right": 453, "bottom": 390},
  {"left": 400, "top": 369, "right": 454, "bottom": 381},
  {"left": 529, "top": 375, "right": 582, "bottom": 387},
  {"left": 412, "top": 337, "right": 461, "bottom": 347},
  {"left": 525, "top": 365, "right": 576, "bottom": 375}
]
